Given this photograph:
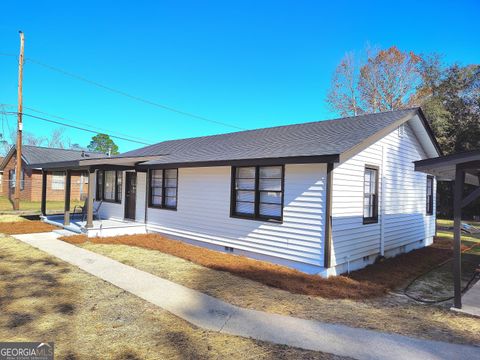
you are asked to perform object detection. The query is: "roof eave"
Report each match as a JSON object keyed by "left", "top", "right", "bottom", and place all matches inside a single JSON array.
[{"left": 135, "top": 154, "right": 340, "bottom": 170}]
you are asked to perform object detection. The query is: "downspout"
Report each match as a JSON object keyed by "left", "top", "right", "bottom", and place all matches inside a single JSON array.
[
  {"left": 323, "top": 163, "right": 334, "bottom": 269},
  {"left": 144, "top": 169, "right": 149, "bottom": 226},
  {"left": 380, "top": 145, "right": 386, "bottom": 256}
]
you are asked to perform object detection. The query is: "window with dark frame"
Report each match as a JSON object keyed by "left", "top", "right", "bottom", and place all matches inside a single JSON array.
[
  {"left": 96, "top": 170, "right": 122, "bottom": 203},
  {"left": 231, "top": 165, "right": 284, "bottom": 222},
  {"left": 149, "top": 169, "right": 178, "bottom": 210},
  {"left": 426, "top": 175, "right": 434, "bottom": 215},
  {"left": 363, "top": 166, "right": 378, "bottom": 224}
]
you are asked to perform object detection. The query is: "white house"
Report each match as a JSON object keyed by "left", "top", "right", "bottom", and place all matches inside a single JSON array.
[{"left": 39, "top": 108, "right": 442, "bottom": 276}]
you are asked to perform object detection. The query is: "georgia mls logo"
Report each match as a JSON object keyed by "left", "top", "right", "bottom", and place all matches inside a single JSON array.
[{"left": 0, "top": 342, "right": 54, "bottom": 360}]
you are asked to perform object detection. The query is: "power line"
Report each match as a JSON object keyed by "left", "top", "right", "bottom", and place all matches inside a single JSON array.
[
  {"left": 0, "top": 103, "right": 154, "bottom": 144},
  {"left": 0, "top": 111, "right": 152, "bottom": 145},
  {"left": 25, "top": 57, "right": 246, "bottom": 130}
]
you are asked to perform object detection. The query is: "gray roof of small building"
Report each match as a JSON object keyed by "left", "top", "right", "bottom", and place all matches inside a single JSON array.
[
  {"left": 120, "top": 108, "right": 425, "bottom": 167},
  {"left": 0, "top": 145, "right": 105, "bottom": 169}
]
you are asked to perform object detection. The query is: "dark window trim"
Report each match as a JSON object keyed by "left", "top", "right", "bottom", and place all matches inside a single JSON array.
[
  {"left": 148, "top": 168, "right": 178, "bottom": 211},
  {"left": 230, "top": 165, "right": 285, "bottom": 223},
  {"left": 363, "top": 165, "right": 379, "bottom": 225},
  {"left": 426, "top": 175, "right": 434, "bottom": 216},
  {"left": 96, "top": 170, "right": 122, "bottom": 204}
]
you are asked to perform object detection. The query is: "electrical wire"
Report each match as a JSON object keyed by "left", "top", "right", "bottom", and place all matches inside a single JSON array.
[
  {"left": 0, "top": 111, "right": 152, "bottom": 146},
  {"left": 403, "top": 241, "right": 480, "bottom": 304},
  {"left": 0, "top": 103, "right": 153, "bottom": 144},
  {"left": 25, "top": 57, "right": 246, "bottom": 130}
]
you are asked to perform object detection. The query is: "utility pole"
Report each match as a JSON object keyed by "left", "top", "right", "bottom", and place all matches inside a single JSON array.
[{"left": 14, "top": 31, "right": 24, "bottom": 210}]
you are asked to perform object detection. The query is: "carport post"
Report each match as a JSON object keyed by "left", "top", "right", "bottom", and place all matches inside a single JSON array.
[
  {"left": 41, "top": 170, "right": 47, "bottom": 216},
  {"left": 86, "top": 170, "right": 95, "bottom": 228},
  {"left": 64, "top": 170, "right": 71, "bottom": 226},
  {"left": 453, "top": 166, "right": 465, "bottom": 309}
]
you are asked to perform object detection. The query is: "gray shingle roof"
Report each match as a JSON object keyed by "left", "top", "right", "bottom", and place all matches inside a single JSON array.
[
  {"left": 121, "top": 108, "right": 421, "bottom": 166},
  {"left": 0, "top": 145, "right": 105, "bottom": 169}
]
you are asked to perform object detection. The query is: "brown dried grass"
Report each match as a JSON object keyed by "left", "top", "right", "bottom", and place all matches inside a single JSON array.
[
  {"left": 0, "top": 220, "right": 58, "bottom": 234},
  {"left": 60, "top": 233, "right": 454, "bottom": 300},
  {"left": 0, "top": 236, "right": 336, "bottom": 359}
]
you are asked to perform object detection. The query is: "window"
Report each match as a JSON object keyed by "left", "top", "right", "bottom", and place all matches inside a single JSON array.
[
  {"left": 51, "top": 171, "right": 65, "bottom": 190},
  {"left": 96, "top": 170, "right": 103, "bottom": 200},
  {"left": 9, "top": 169, "right": 24, "bottom": 190},
  {"left": 231, "top": 165, "right": 283, "bottom": 222},
  {"left": 426, "top": 175, "right": 434, "bottom": 215},
  {"left": 363, "top": 166, "right": 378, "bottom": 224},
  {"left": 96, "top": 170, "right": 122, "bottom": 203},
  {"left": 149, "top": 169, "right": 178, "bottom": 210}
]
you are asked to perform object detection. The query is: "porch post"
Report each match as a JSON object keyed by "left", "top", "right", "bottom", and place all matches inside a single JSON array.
[
  {"left": 453, "top": 165, "right": 465, "bottom": 309},
  {"left": 323, "top": 163, "right": 334, "bottom": 269},
  {"left": 86, "top": 170, "right": 95, "bottom": 228},
  {"left": 41, "top": 170, "right": 47, "bottom": 216},
  {"left": 64, "top": 170, "right": 71, "bottom": 226}
]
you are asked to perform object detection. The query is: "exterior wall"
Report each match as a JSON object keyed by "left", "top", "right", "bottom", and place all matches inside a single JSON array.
[
  {"left": 329, "top": 122, "right": 436, "bottom": 275},
  {"left": 96, "top": 164, "right": 328, "bottom": 273},
  {"left": 0, "top": 153, "right": 88, "bottom": 202},
  {"left": 91, "top": 123, "right": 436, "bottom": 276}
]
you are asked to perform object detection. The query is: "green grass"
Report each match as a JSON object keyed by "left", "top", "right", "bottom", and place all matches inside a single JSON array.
[
  {"left": 437, "top": 218, "right": 480, "bottom": 255},
  {"left": 437, "top": 218, "right": 480, "bottom": 228},
  {"left": 0, "top": 196, "right": 83, "bottom": 213}
]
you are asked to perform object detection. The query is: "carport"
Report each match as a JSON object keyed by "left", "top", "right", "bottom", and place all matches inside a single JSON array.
[{"left": 415, "top": 150, "right": 480, "bottom": 309}]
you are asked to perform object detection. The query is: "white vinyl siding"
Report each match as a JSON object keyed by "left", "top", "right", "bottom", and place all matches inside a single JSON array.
[
  {"left": 146, "top": 164, "right": 327, "bottom": 268},
  {"left": 331, "top": 121, "right": 436, "bottom": 267}
]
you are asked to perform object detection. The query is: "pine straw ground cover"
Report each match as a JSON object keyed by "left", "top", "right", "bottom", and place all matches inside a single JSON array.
[
  {"left": 0, "top": 236, "right": 340, "bottom": 360},
  {"left": 0, "top": 219, "right": 58, "bottom": 235},
  {"left": 61, "top": 233, "right": 480, "bottom": 345},
  {"left": 61, "top": 234, "right": 454, "bottom": 300}
]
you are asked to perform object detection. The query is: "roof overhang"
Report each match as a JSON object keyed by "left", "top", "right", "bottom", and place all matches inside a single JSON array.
[
  {"left": 33, "top": 155, "right": 167, "bottom": 171},
  {"left": 136, "top": 154, "right": 340, "bottom": 170},
  {"left": 414, "top": 150, "right": 480, "bottom": 186},
  {"left": 79, "top": 155, "right": 165, "bottom": 167}
]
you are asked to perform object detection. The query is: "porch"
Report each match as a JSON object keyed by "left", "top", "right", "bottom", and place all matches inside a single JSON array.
[
  {"left": 36, "top": 155, "right": 160, "bottom": 237},
  {"left": 42, "top": 214, "right": 147, "bottom": 237}
]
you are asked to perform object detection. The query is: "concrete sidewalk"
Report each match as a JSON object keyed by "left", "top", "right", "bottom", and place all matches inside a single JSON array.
[
  {"left": 457, "top": 279, "right": 480, "bottom": 317},
  {"left": 13, "top": 232, "right": 480, "bottom": 360}
]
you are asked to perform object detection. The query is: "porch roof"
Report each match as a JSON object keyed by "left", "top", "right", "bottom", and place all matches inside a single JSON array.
[
  {"left": 414, "top": 150, "right": 480, "bottom": 186},
  {"left": 34, "top": 155, "right": 165, "bottom": 171}
]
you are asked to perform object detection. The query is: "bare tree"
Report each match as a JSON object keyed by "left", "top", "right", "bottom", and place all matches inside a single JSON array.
[
  {"left": 360, "top": 46, "right": 422, "bottom": 112},
  {"left": 46, "top": 128, "right": 67, "bottom": 148},
  {"left": 327, "top": 46, "right": 423, "bottom": 115},
  {"left": 326, "top": 52, "right": 363, "bottom": 116}
]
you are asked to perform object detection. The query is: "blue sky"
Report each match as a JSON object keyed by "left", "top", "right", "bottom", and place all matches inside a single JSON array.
[{"left": 0, "top": 0, "right": 479, "bottom": 152}]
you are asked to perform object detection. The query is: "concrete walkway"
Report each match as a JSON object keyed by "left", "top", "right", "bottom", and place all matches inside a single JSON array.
[
  {"left": 458, "top": 279, "right": 480, "bottom": 317},
  {"left": 13, "top": 232, "right": 480, "bottom": 360}
]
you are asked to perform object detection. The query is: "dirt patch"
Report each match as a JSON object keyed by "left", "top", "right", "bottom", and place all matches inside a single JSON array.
[
  {"left": 61, "top": 233, "right": 456, "bottom": 300},
  {"left": 0, "top": 220, "right": 58, "bottom": 234},
  {"left": 8, "top": 312, "right": 34, "bottom": 328}
]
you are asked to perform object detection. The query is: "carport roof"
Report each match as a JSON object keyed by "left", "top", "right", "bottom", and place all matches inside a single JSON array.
[{"left": 414, "top": 150, "right": 480, "bottom": 186}]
